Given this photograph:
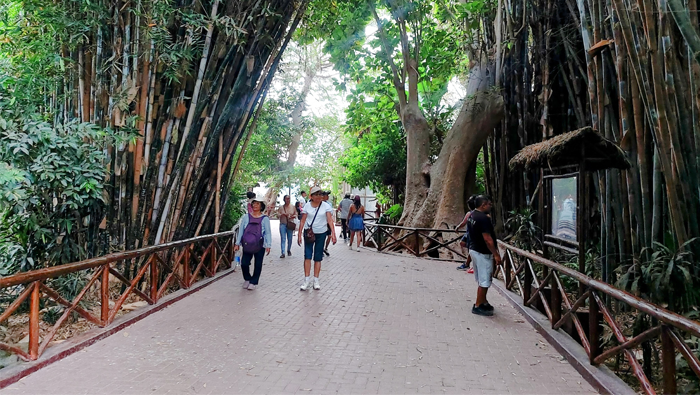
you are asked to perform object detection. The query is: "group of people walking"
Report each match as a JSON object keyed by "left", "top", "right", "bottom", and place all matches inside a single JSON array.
[
  {"left": 233, "top": 187, "right": 367, "bottom": 292},
  {"left": 232, "top": 187, "right": 500, "bottom": 319}
]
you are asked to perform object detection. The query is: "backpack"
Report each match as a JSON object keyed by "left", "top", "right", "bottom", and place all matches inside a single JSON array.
[{"left": 241, "top": 214, "right": 266, "bottom": 254}]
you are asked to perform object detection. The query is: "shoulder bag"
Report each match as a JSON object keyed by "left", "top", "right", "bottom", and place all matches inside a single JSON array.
[{"left": 304, "top": 204, "right": 322, "bottom": 244}]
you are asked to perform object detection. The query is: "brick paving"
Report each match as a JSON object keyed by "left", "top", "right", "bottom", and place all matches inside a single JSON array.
[{"left": 3, "top": 222, "right": 596, "bottom": 394}]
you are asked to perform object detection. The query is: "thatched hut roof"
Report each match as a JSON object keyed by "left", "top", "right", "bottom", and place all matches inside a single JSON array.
[{"left": 509, "top": 127, "right": 631, "bottom": 171}]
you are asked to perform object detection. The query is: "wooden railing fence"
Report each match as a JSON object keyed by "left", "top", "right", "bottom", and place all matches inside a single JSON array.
[
  {"left": 363, "top": 222, "right": 700, "bottom": 394},
  {"left": 0, "top": 227, "right": 238, "bottom": 361},
  {"left": 363, "top": 222, "right": 467, "bottom": 261}
]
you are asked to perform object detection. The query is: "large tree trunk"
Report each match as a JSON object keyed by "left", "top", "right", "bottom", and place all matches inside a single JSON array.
[{"left": 404, "top": 59, "right": 504, "bottom": 229}]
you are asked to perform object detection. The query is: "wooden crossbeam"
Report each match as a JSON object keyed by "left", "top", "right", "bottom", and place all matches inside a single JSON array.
[
  {"left": 593, "top": 293, "right": 655, "bottom": 394},
  {"left": 554, "top": 275, "right": 590, "bottom": 354},
  {"left": 108, "top": 267, "right": 155, "bottom": 304},
  {"left": 38, "top": 269, "right": 103, "bottom": 355},
  {"left": 593, "top": 326, "right": 661, "bottom": 365},
  {"left": 108, "top": 257, "right": 154, "bottom": 323}
]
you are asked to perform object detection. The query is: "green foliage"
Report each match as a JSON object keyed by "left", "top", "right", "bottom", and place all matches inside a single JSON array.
[
  {"left": 302, "top": 0, "right": 488, "bottom": 204},
  {"left": 232, "top": 94, "right": 300, "bottom": 188},
  {"left": 221, "top": 183, "right": 247, "bottom": 230},
  {"left": 616, "top": 238, "right": 699, "bottom": 313},
  {"left": 47, "top": 272, "right": 90, "bottom": 305},
  {"left": 504, "top": 208, "right": 542, "bottom": 252},
  {"left": 382, "top": 204, "right": 403, "bottom": 225},
  {"left": 41, "top": 306, "right": 64, "bottom": 325},
  {"left": 676, "top": 331, "right": 700, "bottom": 393},
  {"left": 340, "top": 107, "right": 406, "bottom": 200},
  {"left": 0, "top": 96, "right": 119, "bottom": 273}
]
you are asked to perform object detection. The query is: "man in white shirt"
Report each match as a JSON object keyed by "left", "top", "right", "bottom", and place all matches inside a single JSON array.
[
  {"left": 337, "top": 194, "right": 353, "bottom": 242},
  {"left": 297, "top": 190, "right": 307, "bottom": 206}
]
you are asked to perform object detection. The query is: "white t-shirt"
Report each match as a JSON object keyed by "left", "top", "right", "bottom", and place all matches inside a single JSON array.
[
  {"left": 298, "top": 196, "right": 306, "bottom": 205},
  {"left": 302, "top": 201, "right": 333, "bottom": 234}
]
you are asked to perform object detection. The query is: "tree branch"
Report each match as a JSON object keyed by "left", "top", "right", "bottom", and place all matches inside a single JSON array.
[{"left": 367, "top": 0, "right": 408, "bottom": 110}]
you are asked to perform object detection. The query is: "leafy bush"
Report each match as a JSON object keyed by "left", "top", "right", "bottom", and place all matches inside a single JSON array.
[
  {"left": 504, "top": 208, "right": 542, "bottom": 252},
  {"left": 0, "top": 96, "right": 121, "bottom": 272},
  {"left": 42, "top": 306, "right": 64, "bottom": 325},
  {"left": 616, "top": 238, "right": 699, "bottom": 313},
  {"left": 47, "top": 272, "right": 90, "bottom": 307},
  {"left": 221, "top": 183, "right": 248, "bottom": 231},
  {"left": 383, "top": 204, "right": 403, "bottom": 225}
]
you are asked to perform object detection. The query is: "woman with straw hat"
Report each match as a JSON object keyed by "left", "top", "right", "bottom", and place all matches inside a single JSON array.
[
  {"left": 297, "top": 186, "right": 337, "bottom": 291},
  {"left": 234, "top": 194, "right": 271, "bottom": 290}
]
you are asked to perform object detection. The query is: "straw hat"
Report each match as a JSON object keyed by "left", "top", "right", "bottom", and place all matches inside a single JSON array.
[{"left": 250, "top": 194, "right": 266, "bottom": 211}]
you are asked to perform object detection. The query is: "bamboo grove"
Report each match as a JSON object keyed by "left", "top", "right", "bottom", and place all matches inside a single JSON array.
[
  {"left": 484, "top": 0, "right": 700, "bottom": 283},
  {"left": 3, "top": 0, "right": 308, "bottom": 272}
]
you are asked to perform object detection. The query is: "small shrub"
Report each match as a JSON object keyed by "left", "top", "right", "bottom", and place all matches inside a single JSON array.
[
  {"left": 47, "top": 272, "right": 91, "bottom": 307},
  {"left": 383, "top": 204, "right": 403, "bottom": 225},
  {"left": 42, "top": 306, "right": 64, "bottom": 325},
  {"left": 616, "top": 238, "right": 699, "bottom": 313},
  {"left": 504, "top": 208, "right": 542, "bottom": 252}
]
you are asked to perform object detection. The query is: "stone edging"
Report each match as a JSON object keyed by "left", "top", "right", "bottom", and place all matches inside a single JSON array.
[
  {"left": 0, "top": 267, "right": 236, "bottom": 389},
  {"left": 492, "top": 280, "right": 635, "bottom": 395}
]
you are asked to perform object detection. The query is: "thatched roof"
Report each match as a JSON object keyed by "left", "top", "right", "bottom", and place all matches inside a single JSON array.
[{"left": 509, "top": 127, "right": 631, "bottom": 171}]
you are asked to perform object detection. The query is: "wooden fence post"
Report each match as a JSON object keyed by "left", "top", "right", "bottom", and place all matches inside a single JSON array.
[
  {"left": 183, "top": 247, "right": 191, "bottom": 288},
  {"left": 414, "top": 230, "right": 420, "bottom": 256},
  {"left": 150, "top": 254, "right": 158, "bottom": 302},
  {"left": 101, "top": 265, "right": 110, "bottom": 325},
  {"left": 523, "top": 259, "right": 532, "bottom": 305},
  {"left": 551, "top": 270, "right": 562, "bottom": 328},
  {"left": 589, "top": 290, "right": 600, "bottom": 364},
  {"left": 504, "top": 252, "right": 512, "bottom": 288},
  {"left": 661, "top": 326, "right": 677, "bottom": 395},
  {"left": 211, "top": 240, "right": 217, "bottom": 274},
  {"left": 29, "top": 282, "right": 40, "bottom": 360}
]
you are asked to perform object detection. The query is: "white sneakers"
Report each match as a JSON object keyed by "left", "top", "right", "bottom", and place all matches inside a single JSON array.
[
  {"left": 300, "top": 278, "right": 321, "bottom": 291},
  {"left": 243, "top": 281, "right": 250, "bottom": 289},
  {"left": 348, "top": 244, "right": 353, "bottom": 251}
]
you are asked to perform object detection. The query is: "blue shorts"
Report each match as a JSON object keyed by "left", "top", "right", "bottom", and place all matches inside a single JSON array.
[{"left": 304, "top": 232, "right": 327, "bottom": 262}]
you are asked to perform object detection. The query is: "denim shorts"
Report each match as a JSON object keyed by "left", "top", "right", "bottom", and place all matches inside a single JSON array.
[
  {"left": 469, "top": 250, "right": 494, "bottom": 288},
  {"left": 304, "top": 232, "right": 327, "bottom": 262}
]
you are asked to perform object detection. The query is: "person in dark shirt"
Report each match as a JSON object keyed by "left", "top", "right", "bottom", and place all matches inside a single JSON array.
[{"left": 467, "top": 195, "right": 502, "bottom": 316}]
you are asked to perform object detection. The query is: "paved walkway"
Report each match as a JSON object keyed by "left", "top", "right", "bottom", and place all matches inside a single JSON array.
[{"left": 3, "top": 222, "right": 596, "bottom": 394}]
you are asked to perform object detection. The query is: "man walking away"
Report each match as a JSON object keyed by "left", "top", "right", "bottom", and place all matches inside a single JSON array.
[
  {"left": 337, "top": 194, "right": 352, "bottom": 242},
  {"left": 298, "top": 190, "right": 307, "bottom": 206},
  {"left": 322, "top": 191, "right": 333, "bottom": 256},
  {"left": 467, "top": 195, "right": 502, "bottom": 316}
]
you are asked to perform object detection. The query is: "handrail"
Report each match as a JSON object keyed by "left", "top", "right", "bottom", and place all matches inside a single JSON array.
[
  {"left": 0, "top": 231, "right": 236, "bottom": 288},
  {"left": 362, "top": 222, "right": 467, "bottom": 261},
  {"left": 0, "top": 227, "right": 239, "bottom": 362},
  {"left": 498, "top": 241, "right": 700, "bottom": 338},
  {"left": 363, "top": 222, "right": 458, "bottom": 232}
]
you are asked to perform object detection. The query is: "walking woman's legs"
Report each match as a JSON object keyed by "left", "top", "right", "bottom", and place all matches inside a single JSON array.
[
  {"left": 241, "top": 252, "right": 253, "bottom": 281},
  {"left": 313, "top": 233, "right": 326, "bottom": 277},
  {"left": 280, "top": 224, "right": 287, "bottom": 255},
  {"left": 304, "top": 237, "right": 314, "bottom": 276},
  {"left": 286, "top": 228, "right": 293, "bottom": 253},
  {"left": 349, "top": 230, "right": 355, "bottom": 246},
  {"left": 355, "top": 230, "right": 362, "bottom": 247},
  {"left": 250, "top": 249, "right": 265, "bottom": 284}
]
